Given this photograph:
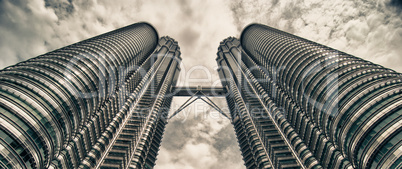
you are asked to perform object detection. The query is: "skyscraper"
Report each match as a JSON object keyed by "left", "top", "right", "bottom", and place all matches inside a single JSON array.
[
  {"left": 1, "top": 21, "right": 401, "bottom": 169},
  {"left": 0, "top": 22, "right": 181, "bottom": 169},
  {"left": 217, "top": 24, "right": 402, "bottom": 169}
]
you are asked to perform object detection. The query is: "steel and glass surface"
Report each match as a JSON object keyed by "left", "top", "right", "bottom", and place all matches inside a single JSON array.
[
  {"left": 217, "top": 24, "right": 402, "bottom": 169},
  {"left": 0, "top": 21, "right": 400, "bottom": 169},
  {"left": 0, "top": 23, "right": 181, "bottom": 169}
]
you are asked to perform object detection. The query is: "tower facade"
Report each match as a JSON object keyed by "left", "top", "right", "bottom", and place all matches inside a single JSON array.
[
  {"left": 217, "top": 24, "right": 402, "bottom": 169},
  {"left": 1, "top": 21, "right": 401, "bottom": 169},
  {"left": 0, "top": 23, "right": 181, "bottom": 169}
]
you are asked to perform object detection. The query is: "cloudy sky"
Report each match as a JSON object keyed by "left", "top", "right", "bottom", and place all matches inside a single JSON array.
[{"left": 0, "top": 0, "right": 401, "bottom": 168}]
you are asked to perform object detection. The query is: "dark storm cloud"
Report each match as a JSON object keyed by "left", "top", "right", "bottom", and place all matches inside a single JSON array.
[
  {"left": 389, "top": 0, "right": 402, "bottom": 13},
  {"left": 390, "top": 0, "right": 402, "bottom": 8}
]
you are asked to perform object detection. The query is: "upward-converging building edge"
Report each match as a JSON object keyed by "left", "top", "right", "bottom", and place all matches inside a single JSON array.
[{"left": 0, "top": 22, "right": 400, "bottom": 169}]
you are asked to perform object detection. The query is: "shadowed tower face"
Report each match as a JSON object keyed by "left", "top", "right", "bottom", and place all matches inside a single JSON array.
[
  {"left": 217, "top": 24, "right": 402, "bottom": 169},
  {"left": 0, "top": 22, "right": 181, "bottom": 169}
]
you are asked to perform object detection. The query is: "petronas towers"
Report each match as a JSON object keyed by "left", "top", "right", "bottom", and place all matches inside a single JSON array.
[{"left": 0, "top": 22, "right": 400, "bottom": 169}]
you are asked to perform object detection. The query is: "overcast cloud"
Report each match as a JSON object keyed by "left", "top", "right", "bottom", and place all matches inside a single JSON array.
[{"left": 0, "top": 0, "right": 401, "bottom": 168}]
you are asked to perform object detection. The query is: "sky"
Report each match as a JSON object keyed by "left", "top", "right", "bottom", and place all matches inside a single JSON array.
[{"left": 0, "top": 0, "right": 401, "bottom": 168}]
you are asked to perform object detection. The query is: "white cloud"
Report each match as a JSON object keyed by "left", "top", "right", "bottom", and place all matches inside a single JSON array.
[
  {"left": 156, "top": 143, "right": 217, "bottom": 169},
  {"left": 157, "top": 111, "right": 244, "bottom": 169},
  {"left": 230, "top": 0, "right": 402, "bottom": 71}
]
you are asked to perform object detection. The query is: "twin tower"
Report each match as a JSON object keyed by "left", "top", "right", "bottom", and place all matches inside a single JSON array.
[{"left": 0, "top": 22, "right": 400, "bottom": 169}]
